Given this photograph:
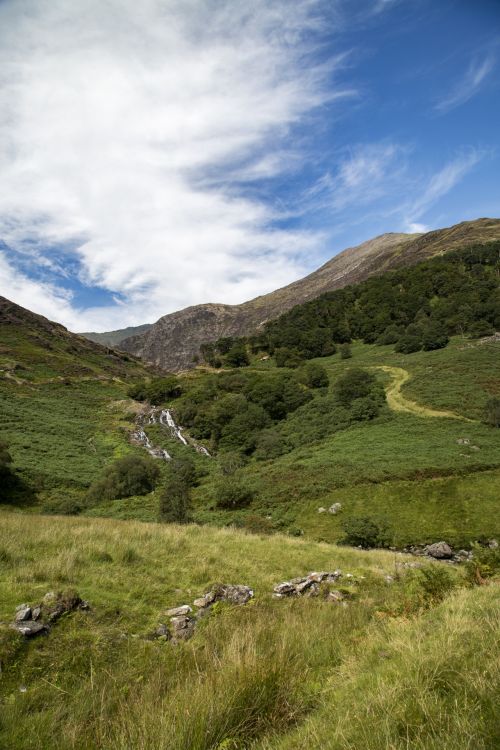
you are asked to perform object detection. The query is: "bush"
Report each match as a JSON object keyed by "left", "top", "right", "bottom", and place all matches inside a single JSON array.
[
  {"left": 468, "top": 320, "right": 495, "bottom": 338},
  {"left": 224, "top": 343, "right": 249, "bottom": 368},
  {"left": 376, "top": 324, "right": 403, "bottom": 345},
  {"left": 483, "top": 397, "right": 500, "bottom": 427},
  {"left": 127, "top": 376, "right": 182, "bottom": 404},
  {"left": 333, "top": 368, "right": 378, "bottom": 407},
  {"left": 86, "top": 455, "right": 160, "bottom": 504},
  {"left": 158, "top": 457, "right": 196, "bottom": 524},
  {"left": 339, "top": 343, "right": 352, "bottom": 359},
  {"left": 296, "top": 363, "right": 329, "bottom": 388},
  {"left": 465, "top": 544, "right": 500, "bottom": 584},
  {"left": 422, "top": 322, "right": 449, "bottom": 351},
  {"left": 395, "top": 332, "right": 422, "bottom": 354},
  {"left": 341, "top": 516, "right": 391, "bottom": 548},
  {"left": 0, "top": 439, "right": 13, "bottom": 477},
  {"left": 417, "top": 566, "right": 456, "bottom": 603},
  {"left": 216, "top": 476, "right": 255, "bottom": 509},
  {"left": 254, "top": 429, "right": 288, "bottom": 460},
  {"left": 274, "top": 347, "right": 304, "bottom": 368}
]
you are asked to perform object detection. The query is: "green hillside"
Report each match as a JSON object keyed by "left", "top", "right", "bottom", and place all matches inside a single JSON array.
[{"left": 0, "top": 512, "right": 498, "bottom": 750}]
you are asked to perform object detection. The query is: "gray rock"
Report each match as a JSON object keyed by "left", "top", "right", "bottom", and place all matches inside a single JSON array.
[
  {"left": 170, "top": 615, "right": 191, "bottom": 630},
  {"left": 42, "top": 592, "right": 57, "bottom": 606},
  {"left": 329, "top": 503, "right": 342, "bottom": 514},
  {"left": 488, "top": 539, "right": 498, "bottom": 549},
  {"left": 426, "top": 541, "right": 453, "bottom": 559},
  {"left": 457, "top": 438, "right": 470, "bottom": 445},
  {"left": 165, "top": 605, "right": 192, "bottom": 617},
  {"left": 193, "top": 592, "right": 216, "bottom": 608},
  {"left": 211, "top": 584, "right": 254, "bottom": 605},
  {"left": 155, "top": 624, "right": 171, "bottom": 639},
  {"left": 15, "top": 607, "right": 32, "bottom": 622},
  {"left": 327, "top": 590, "right": 344, "bottom": 602},
  {"left": 11, "top": 621, "right": 48, "bottom": 638},
  {"left": 317, "top": 507, "right": 326, "bottom": 513},
  {"left": 32, "top": 607, "right": 42, "bottom": 620}
]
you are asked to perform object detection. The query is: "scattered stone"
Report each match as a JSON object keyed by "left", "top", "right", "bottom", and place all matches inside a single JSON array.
[
  {"left": 42, "top": 592, "right": 57, "bottom": 606},
  {"left": 488, "top": 539, "right": 498, "bottom": 549},
  {"left": 193, "top": 592, "right": 216, "bottom": 609},
  {"left": 165, "top": 605, "right": 192, "bottom": 617},
  {"left": 317, "top": 507, "right": 326, "bottom": 513},
  {"left": 272, "top": 571, "right": 342, "bottom": 598},
  {"left": 11, "top": 621, "right": 48, "bottom": 638},
  {"left": 327, "top": 590, "right": 344, "bottom": 603},
  {"left": 210, "top": 584, "right": 254, "bottom": 605},
  {"left": 14, "top": 607, "right": 32, "bottom": 622},
  {"left": 169, "top": 615, "right": 196, "bottom": 642},
  {"left": 457, "top": 438, "right": 470, "bottom": 445},
  {"left": 329, "top": 503, "right": 342, "bottom": 514},
  {"left": 425, "top": 541, "right": 453, "bottom": 559},
  {"left": 454, "top": 549, "right": 473, "bottom": 562},
  {"left": 470, "top": 445, "right": 480, "bottom": 452}
]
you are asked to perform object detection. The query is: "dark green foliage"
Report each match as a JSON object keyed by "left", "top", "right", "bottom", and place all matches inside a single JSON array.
[
  {"left": 0, "top": 439, "right": 12, "bottom": 478},
  {"left": 465, "top": 544, "right": 500, "bottom": 584},
  {"left": 254, "top": 429, "right": 288, "bottom": 460},
  {"left": 483, "top": 397, "right": 500, "bottom": 428},
  {"left": 341, "top": 516, "right": 391, "bottom": 548},
  {"left": 224, "top": 343, "right": 250, "bottom": 368},
  {"left": 274, "top": 347, "right": 304, "bottom": 368},
  {"left": 417, "top": 566, "right": 456, "bottom": 603},
  {"left": 467, "top": 320, "right": 495, "bottom": 338},
  {"left": 339, "top": 342, "right": 352, "bottom": 359},
  {"left": 127, "top": 376, "right": 181, "bottom": 404},
  {"left": 158, "top": 457, "right": 195, "bottom": 523},
  {"left": 247, "top": 242, "right": 500, "bottom": 360},
  {"left": 333, "top": 368, "right": 380, "bottom": 407},
  {"left": 175, "top": 368, "right": 313, "bottom": 454},
  {"left": 422, "top": 321, "right": 449, "bottom": 351},
  {"left": 86, "top": 455, "right": 160, "bottom": 504},
  {"left": 376, "top": 324, "right": 403, "bottom": 345},
  {"left": 215, "top": 475, "right": 255, "bottom": 509},
  {"left": 296, "top": 363, "right": 329, "bottom": 388}
]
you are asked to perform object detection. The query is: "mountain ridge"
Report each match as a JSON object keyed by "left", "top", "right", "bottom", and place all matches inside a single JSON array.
[{"left": 116, "top": 218, "right": 500, "bottom": 371}]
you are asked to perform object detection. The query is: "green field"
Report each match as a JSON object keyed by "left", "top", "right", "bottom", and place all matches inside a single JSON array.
[{"left": 0, "top": 512, "right": 498, "bottom": 750}]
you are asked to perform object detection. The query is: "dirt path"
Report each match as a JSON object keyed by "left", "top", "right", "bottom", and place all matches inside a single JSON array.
[{"left": 375, "top": 365, "right": 474, "bottom": 422}]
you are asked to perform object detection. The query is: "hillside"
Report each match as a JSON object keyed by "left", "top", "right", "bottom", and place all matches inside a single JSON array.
[
  {"left": 118, "top": 218, "right": 500, "bottom": 370},
  {"left": 79, "top": 322, "right": 153, "bottom": 347},
  {"left": 0, "top": 296, "right": 153, "bottom": 509},
  {"left": 0, "top": 511, "right": 498, "bottom": 750}
]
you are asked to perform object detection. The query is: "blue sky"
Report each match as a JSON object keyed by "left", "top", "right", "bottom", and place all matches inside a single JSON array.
[{"left": 0, "top": 0, "right": 498, "bottom": 331}]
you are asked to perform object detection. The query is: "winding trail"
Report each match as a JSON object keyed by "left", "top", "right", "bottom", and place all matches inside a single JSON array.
[{"left": 374, "top": 365, "right": 475, "bottom": 422}]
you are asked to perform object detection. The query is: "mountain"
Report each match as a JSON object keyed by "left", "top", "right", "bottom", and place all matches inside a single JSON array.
[
  {"left": 79, "top": 323, "right": 153, "bottom": 348},
  {"left": 0, "top": 295, "right": 148, "bottom": 380},
  {"left": 118, "top": 218, "right": 500, "bottom": 371}
]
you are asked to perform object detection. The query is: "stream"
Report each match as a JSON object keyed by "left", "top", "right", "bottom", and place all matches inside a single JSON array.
[{"left": 132, "top": 407, "right": 210, "bottom": 461}]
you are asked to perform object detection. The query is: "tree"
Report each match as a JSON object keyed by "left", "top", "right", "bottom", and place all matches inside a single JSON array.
[
  {"left": 159, "top": 458, "right": 194, "bottom": 523},
  {"left": 341, "top": 516, "right": 391, "bottom": 548},
  {"left": 483, "top": 397, "right": 500, "bottom": 428},
  {"left": 87, "top": 455, "right": 160, "bottom": 504},
  {"left": 216, "top": 475, "right": 254, "bottom": 509},
  {"left": 395, "top": 332, "right": 422, "bottom": 354},
  {"left": 296, "top": 363, "right": 329, "bottom": 388},
  {"left": 225, "top": 343, "right": 250, "bottom": 368},
  {"left": 333, "top": 368, "right": 377, "bottom": 407},
  {"left": 422, "top": 322, "right": 449, "bottom": 351},
  {"left": 376, "top": 324, "right": 403, "bottom": 345},
  {"left": 274, "top": 347, "right": 303, "bottom": 368},
  {"left": 339, "top": 343, "right": 352, "bottom": 359}
]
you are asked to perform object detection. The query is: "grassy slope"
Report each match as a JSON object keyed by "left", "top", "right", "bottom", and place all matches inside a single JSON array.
[
  {"left": 185, "top": 337, "right": 500, "bottom": 546},
  {"left": 0, "top": 512, "right": 498, "bottom": 750}
]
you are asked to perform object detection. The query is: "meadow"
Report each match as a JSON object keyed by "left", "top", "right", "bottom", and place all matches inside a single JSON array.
[{"left": 0, "top": 511, "right": 498, "bottom": 750}]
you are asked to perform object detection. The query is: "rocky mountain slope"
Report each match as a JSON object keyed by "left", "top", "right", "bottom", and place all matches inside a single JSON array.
[
  {"left": 118, "top": 218, "right": 500, "bottom": 370},
  {"left": 79, "top": 323, "right": 153, "bottom": 348}
]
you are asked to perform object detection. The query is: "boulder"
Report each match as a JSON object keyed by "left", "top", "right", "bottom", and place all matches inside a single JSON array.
[
  {"left": 425, "top": 541, "right": 453, "bottom": 559},
  {"left": 14, "top": 606, "right": 32, "bottom": 622},
  {"left": 11, "top": 621, "right": 48, "bottom": 638},
  {"left": 165, "top": 605, "right": 192, "bottom": 617}
]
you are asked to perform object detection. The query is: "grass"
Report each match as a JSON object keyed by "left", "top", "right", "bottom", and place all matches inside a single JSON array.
[{"left": 0, "top": 512, "right": 498, "bottom": 750}]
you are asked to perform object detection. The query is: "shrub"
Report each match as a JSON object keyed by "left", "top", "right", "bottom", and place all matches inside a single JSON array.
[
  {"left": 422, "top": 322, "right": 449, "bottom": 351},
  {"left": 274, "top": 347, "right": 304, "bottom": 368},
  {"left": 333, "top": 368, "right": 378, "bottom": 407},
  {"left": 341, "top": 516, "right": 391, "bottom": 548},
  {"left": 417, "top": 566, "right": 456, "bottom": 603},
  {"left": 127, "top": 376, "right": 182, "bottom": 404},
  {"left": 159, "top": 457, "right": 195, "bottom": 524},
  {"left": 376, "top": 324, "right": 403, "bottom": 345},
  {"left": 483, "top": 397, "right": 500, "bottom": 428},
  {"left": 216, "top": 476, "right": 255, "bottom": 509},
  {"left": 86, "top": 455, "right": 160, "bottom": 504},
  {"left": 465, "top": 544, "right": 500, "bottom": 584},
  {"left": 395, "top": 331, "right": 422, "bottom": 354},
  {"left": 296, "top": 363, "right": 329, "bottom": 388},
  {"left": 339, "top": 342, "right": 352, "bottom": 359},
  {"left": 0, "top": 438, "right": 13, "bottom": 477},
  {"left": 224, "top": 343, "right": 249, "bottom": 368},
  {"left": 468, "top": 320, "right": 495, "bottom": 338}
]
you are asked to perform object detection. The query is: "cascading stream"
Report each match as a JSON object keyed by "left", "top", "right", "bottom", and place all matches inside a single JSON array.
[{"left": 132, "top": 407, "right": 210, "bottom": 460}]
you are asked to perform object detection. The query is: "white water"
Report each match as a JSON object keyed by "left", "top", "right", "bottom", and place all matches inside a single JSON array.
[{"left": 134, "top": 407, "right": 210, "bottom": 459}]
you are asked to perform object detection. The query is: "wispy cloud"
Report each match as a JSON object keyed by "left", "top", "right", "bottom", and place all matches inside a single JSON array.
[
  {"left": 435, "top": 53, "right": 496, "bottom": 114},
  {"left": 403, "top": 149, "right": 484, "bottom": 229},
  {"left": 0, "top": 0, "right": 347, "bottom": 331}
]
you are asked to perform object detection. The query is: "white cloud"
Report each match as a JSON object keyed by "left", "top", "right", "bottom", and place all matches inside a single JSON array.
[
  {"left": 405, "top": 149, "right": 484, "bottom": 226},
  {"left": 0, "top": 0, "right": 344, "bottom": 331},
  {"left": 435, "top": 53, "right": 496, "bottom": 114}
]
